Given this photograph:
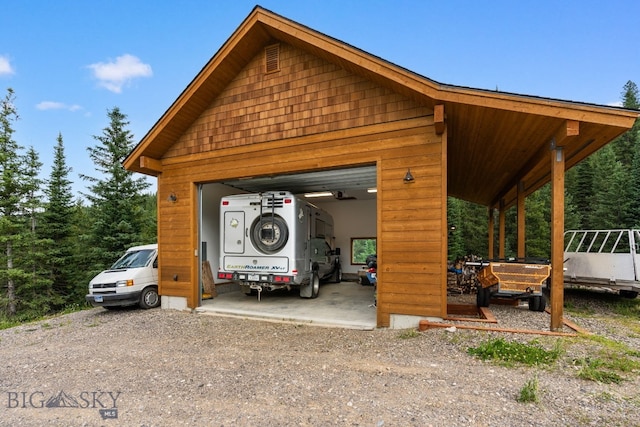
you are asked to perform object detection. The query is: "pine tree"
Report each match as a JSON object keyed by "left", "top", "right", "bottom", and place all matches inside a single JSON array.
[
  {"left": 80, "top": 107, "right": 151, "bottom": 272},
  {"left": 17, "top": 146, "right": 61, "bottom": 316},
  {"left": 589, "top": 145, "right": 630, "bottom": 228},
  {"left": 611, "top": 81, "right": 640, "bottom": 167},
  {"left": 41, "top": 134, "right": 77, "bottom": 306},
  {"left": 0, "top": 89, "right": 24, "bottom": 316}
]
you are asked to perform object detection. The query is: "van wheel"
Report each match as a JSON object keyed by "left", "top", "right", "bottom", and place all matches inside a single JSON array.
[{"left": 140, "top": 287, "right": 160, "bottom": 309}]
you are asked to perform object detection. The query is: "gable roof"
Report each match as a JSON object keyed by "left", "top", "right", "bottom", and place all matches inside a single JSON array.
[{"left": 124, "top": 6, "right": 639, "bottom": 207}]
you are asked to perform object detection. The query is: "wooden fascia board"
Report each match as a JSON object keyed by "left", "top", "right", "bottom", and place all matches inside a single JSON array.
[{"left": 435, "top": 88, "right": 639, "bottom": 128}]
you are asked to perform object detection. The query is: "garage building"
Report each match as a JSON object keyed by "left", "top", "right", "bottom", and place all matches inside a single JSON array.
[{"left": 124, "top": 7, "right": 639, "bottom": 328}]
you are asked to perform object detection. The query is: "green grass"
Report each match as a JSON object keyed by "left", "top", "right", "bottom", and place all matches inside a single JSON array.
[
  {"left": 397, "top": 329, "right": 421, "bottom": 339},
  {"left": 0, "top": 303, "right": 88, "bottom": 331},
  {"left": 517, "top": 377, "right": 540, "bottom": 403},
  {"left": 569, "top": 333, "right": 640, "bottom": 384},
  {"left": 467, "top": 337, "right": 563, "bottom": 367}
]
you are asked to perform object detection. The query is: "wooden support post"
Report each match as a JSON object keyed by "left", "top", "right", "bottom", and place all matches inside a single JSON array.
[
  {"left": 498, "top": 199, "right": 506, "bottom": 260},
  {"left": 517, "top": 181, "right": 525, "bottom": 260},
  {"left": 488, "top": 207, "right": 495, "bottom": 259},
  {"left": 550, "top": 145, "right": 565, "bottom": 331}
]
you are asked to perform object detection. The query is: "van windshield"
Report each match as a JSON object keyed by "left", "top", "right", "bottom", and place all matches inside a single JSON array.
[{"left": 110, "top": 249, "right": 155, "bottom": 269}]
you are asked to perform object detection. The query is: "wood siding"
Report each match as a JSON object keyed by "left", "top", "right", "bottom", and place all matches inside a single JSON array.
[
  {"left": 156, "top": 43, "right": 446, "bottom": 326},
  {"left": 165, "top": 43, "right": 430, "bottom": 158}
]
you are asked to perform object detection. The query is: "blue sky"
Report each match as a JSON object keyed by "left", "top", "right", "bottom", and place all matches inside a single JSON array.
[{"left": 2, "top": 0, "right": 639, "bottom": 199}]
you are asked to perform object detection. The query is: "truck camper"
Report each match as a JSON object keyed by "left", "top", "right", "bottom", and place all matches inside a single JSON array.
[{"left": 218, "top": 191, "right": 341, "bottom": 299}]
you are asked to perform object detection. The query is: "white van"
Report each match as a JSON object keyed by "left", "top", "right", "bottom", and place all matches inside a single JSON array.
[{"left": 85, "top": 244, "right": 160, "bottom": 309}]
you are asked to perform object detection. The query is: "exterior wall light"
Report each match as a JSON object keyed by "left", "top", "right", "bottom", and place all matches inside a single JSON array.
[
  {"left": 168, "top": 192, "right": 177, "bottom": 202},
  {"left": 403, "top": 168, "right": 414, "bottom": 183}
]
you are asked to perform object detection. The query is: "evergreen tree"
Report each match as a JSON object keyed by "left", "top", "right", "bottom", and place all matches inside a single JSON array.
[
  {"left": 589, "top": 145, "right": 630, "bottom": 228},
  {"left": 80, "top": 107, "right": 151, "bottom": 272},
  {"left": 447, "top": 197, "right": 464, "bottom": 260},
  {"left": 0, "top": 88, "right": 51, "bottom": 318},
  {"left": 41, "top": 134, "right": 77, "bottom": 306},
  {"left": 139, "top": 192, "right": 158, "bottom": 244},
  {"left": 0, "top": 88, "right": 24, "bottom": 317},
  {"left": 611, "top": 81, "right": 640, "bottom": 167},
  {"left": 458, "top": 200, "right": 489, "bottom": 258},
  {"left": 525, "top": 186, "right": 550, "bottom": 259},
  {"left": 17, "top": 146, "right": 61, "bottom": 316},
  {"left": 569, "top": 158, "right": 595, "bottom": 229}
]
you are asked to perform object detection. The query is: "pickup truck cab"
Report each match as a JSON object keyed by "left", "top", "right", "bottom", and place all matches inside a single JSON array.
[{"left": 85, "top": 244, "right": 160, "bottom": 309}]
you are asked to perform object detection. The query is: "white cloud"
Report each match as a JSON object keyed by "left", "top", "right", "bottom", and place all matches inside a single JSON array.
[
  {"left": 36, "top": 101, "right": 83, "bottom": 112},
  {"left": 0, "top": 55, "right": 15, "bottom": 76},
  {"left": 87, "top": 54, "right": 152, "bottom": 93}
]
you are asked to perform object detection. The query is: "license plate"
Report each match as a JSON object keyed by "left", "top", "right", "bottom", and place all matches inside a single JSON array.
[
  {"left": 94, "top": 295, "right": 103, "bottom": 302},
  {"left": 248, "top": 274, "right": 259, "bottom": 281}
]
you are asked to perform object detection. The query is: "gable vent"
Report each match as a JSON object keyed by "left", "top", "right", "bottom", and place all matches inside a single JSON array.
[{"left": 265, "top": 44, "right": 280, "bottom": 73}]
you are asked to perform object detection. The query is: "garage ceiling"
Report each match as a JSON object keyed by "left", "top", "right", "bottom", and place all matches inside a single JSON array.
[{"left": 219, "top": 165, "right": 377, "bottom": 200}]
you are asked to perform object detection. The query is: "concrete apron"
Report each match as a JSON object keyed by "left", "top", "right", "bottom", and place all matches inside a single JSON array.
[{"left": 196, "top": 281, "right": 377, "bottom": 330}]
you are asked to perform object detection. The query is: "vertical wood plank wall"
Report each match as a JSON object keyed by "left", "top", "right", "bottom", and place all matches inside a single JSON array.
[{"left": 156, "top": 42, "right": 446, "bottom": 325}]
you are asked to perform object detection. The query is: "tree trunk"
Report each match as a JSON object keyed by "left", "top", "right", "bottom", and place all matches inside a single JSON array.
[{"left": 6, "top": 240, "right": 16, "bottom": 316}]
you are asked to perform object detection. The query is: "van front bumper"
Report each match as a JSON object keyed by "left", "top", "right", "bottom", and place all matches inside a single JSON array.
[{"left": 86, "top": 291, "right": 142, "bottom": 308}]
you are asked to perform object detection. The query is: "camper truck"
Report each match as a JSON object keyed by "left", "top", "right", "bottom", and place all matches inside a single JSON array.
[{"left": 217, "top": 191, "right": 341, "bottom": 299}]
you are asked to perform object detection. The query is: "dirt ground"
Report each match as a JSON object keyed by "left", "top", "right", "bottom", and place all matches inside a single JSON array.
[{"left": 0, "top": 291, "right": 639, "bottom": 426}]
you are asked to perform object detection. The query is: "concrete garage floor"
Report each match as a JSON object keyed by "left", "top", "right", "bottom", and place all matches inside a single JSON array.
[{"left": 196, "top": 280, "right": 377, "bottom": 330}]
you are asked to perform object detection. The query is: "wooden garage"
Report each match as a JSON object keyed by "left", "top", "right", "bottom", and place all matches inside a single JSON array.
[{"left": 124, "top": 7, "right": 639, "bottom": 328}]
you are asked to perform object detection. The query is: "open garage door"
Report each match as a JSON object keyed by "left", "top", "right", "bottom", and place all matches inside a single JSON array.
[{"left": 196, "top": 165, "right": 378, "bottom": 329}]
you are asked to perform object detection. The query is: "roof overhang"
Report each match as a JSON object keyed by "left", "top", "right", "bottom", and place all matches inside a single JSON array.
[{"left": 125, "top": 6, "right": 640, "bottom": 207}]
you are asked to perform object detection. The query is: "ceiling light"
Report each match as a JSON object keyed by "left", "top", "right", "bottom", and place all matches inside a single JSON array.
[{"left": 304, "top": 191, "right": 334, "bottom": 198}]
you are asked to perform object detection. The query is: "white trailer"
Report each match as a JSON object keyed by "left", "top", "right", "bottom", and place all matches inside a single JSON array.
[
  {"left": 564, "top": 229, "right": 640, "bottom": 298},
  {"left": 217, "top": 191, "right": 341, "bottom": 299}
]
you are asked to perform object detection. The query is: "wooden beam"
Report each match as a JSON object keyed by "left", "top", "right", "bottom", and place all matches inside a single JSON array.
[
  {"left": 488, "top": 207, "right": 494, "bottom": 259},
  {"left": 434, "top": 104, "right": 445, "bottom": 135},
  {"left": 139, "top": 156, "right": 163, "bottom": 173},
  {"left": 517, "top": 181, "right": 525, "bottom": 259},
  {"left": 550, "top": 146, "right": 565, "bottom": 331},
  {"left": 498, "top": 200, "right": 505, "bottom": 260}
]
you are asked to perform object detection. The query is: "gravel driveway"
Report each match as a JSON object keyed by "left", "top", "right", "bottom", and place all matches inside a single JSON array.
[{"left": 0, "top": 290, "right": 638, "bottom": 426}]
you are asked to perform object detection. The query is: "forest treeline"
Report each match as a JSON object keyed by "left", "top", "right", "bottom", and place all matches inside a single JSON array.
[
  {"left": 1, "top": 81, "right": 639, "bottom": 321},
  {"left": 0, "top": 88, "right": 156, "bottom": 321},
  {"left": 448, "top": 81, "right": 640, "bottom": 261}
]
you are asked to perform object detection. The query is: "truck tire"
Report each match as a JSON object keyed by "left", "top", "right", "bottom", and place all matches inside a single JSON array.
[
  {"left": 528, "top": 295, "right": 546, "bottom": 312},
  {"left": 333, "top": 264, "right": 342, "bottom": 283},
  {"left": 251, "top": 214, "right": 288, "bottom": 254},
  {"left": 139, "top": 286, "right": 160, "bottom": 309},
  {"left": 619, "top": 290, "right": 638, "bottom": 299},
  {"left": 537, "top": 295, "right": 547, "bottom": 312},
  {"left": 311, "top": 271, "right": 320, "bottom": 298},
  {"left": 476, "top": 286, "right": 490, "bottom": 307}
]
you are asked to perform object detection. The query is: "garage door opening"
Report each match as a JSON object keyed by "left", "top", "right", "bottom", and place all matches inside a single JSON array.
[{"left": 196, "top": 166, "right": 378, "bottom": 329}]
